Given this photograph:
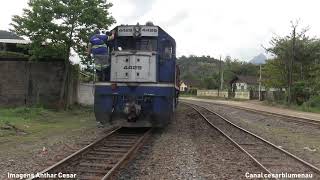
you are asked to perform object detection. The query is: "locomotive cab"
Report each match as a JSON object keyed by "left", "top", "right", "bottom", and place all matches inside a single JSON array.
[
  {"left": 110, "top": 36, "right": 158, "bottom": 83},
  {"left": 94, "top": 23, "right": 179, "bottom": 127}
]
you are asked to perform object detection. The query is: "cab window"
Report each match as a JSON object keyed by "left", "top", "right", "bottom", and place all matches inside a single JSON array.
[
  {"left": 161, "top": 39, "right": 174, "bottom": 60},
  {"left": 164, "top": 46, "right": 173, "bottom": 59}
]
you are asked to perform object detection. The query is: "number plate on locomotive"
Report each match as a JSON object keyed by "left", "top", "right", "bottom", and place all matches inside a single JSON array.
[{"left": 118, "top": 26, "right": 158, "bottom": 37}]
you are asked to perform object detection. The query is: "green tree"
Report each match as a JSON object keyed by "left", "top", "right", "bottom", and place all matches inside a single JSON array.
[
  {"left": 266, "top": 22, "right": 320, "bottom": 104},
  {"left": 11, "top": 0, "right": 115, "bottom": 108},
  {"left": 262, "top": 59, "right": 286, "bottom": 88},
  {"left": 202, "top": 77, "right": 219, "bottom": 89}
]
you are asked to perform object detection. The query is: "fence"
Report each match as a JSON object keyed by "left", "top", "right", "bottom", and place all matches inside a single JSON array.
[
  {"left": 234, "top": 91, "right": 250, "bottom": 99},
  {"left": 197, "top": 90, "right": 229, "bottom": 98},
  {"left": 265, "top": 90, "right": 286, "bottom": 101}
]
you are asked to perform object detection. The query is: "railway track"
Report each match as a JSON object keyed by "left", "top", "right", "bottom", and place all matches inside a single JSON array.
[
  {"left": 31, "top": 127, "right": 152, "bottom": 180},
  {"left": 182, "top": 99, "right": 320, "bottom": 126},
  {"left": 183, "top": 102, "right": 320, "bottom": 179}
]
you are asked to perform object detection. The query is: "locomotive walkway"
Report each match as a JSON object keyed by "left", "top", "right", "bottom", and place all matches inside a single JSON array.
[{"left": 181, "top": 97, "right": 320, "bottom": 122}]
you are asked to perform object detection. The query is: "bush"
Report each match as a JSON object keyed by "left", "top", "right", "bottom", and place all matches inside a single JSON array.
[
  {"left": 188, "top": 88, "right": 197, "bottom": 95},
  {"left": 0, "top": 51, "right": 29, "bottom": 58},
  {"left": 305, "top": 96, "right": 320, "bottom": 108},
  {"left": 292, "top": 81, "right": 311, "bottom": 105},
  {"left": 10, "top": 107, "right": 46, "bottom": 119}
]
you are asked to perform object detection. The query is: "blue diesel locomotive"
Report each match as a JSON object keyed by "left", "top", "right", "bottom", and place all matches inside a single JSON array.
[{"left": 94, "top": 23, "right": 179, "bottom": 127}]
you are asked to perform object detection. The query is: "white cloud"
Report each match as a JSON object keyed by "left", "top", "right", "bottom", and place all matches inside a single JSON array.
[
  {"left": 2, "top": 0, "right": 320, "bottom": 61},
  {"left": 110, "top": 0, "right": 320, "bottom": 60},
  {"left": 0, "top": 0, "right": 28, "bottom": 30}
]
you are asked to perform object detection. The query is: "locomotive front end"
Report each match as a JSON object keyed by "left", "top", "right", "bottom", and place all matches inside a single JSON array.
[{"left": 94, "top": 23, "right": 179, "bottom": 127}]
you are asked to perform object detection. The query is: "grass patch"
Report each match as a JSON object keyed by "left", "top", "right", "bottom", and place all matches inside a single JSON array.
[
  {"left": 0, "top": 51, "right": 29, "bottom": 58},
  {"left": 298, "top": 106, "right": 320, "bottom": 113},
  {"left": 0, "top": 105, "right": 96, "bottom": 146},
  {"left": 263, "top": 100, "right": 320, "bottom": 114},
  {"left": 180, "top": 94, "right": 196, "bottom": 97}
]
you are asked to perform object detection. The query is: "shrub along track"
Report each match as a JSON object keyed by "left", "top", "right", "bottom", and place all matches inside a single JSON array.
[
  {"left": 183, "top": 102, "right": 320, "bottom": 179},
  {"left": 30, "top": 127, "right": 152, "bottom": 180}
]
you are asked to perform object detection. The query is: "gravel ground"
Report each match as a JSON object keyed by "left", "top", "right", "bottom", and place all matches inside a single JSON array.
[
  {"left": 116, "top": 104, "right": 262, "bottom": 179},
  {"left": 195, "top": 105, "right": 317, "bottom": 177},
  {"left": 184, "top": 100, "right": 320, "bottom": 168},
  {"left": 0, "top": 126, "right": 114, "bottom": 180}
]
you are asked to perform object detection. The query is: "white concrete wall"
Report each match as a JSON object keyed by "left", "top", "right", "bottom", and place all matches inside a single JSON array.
[
  {"left": 77, "top": 83, "right": 94, "bottom": 105},
  {"left": 197, "top": 90, "right": 228, "bottom": 98},
  {"left": 234, "top": 91, "right": 250, "bottom": 99}
]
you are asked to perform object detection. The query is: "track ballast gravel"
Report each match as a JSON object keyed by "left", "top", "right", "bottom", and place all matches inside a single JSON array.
[
  {"left": 185, "top": 100, "right": 320, "bottom": 168},
  {"left": 116, "top": 104, "right": 262, "bottom": 179}
]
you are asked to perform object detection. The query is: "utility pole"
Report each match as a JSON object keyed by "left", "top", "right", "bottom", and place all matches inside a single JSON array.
[
  {"left": 259, "top": 64, "right": 262, "bottom": 101},
  {"left": 220, "top": 56, "right": 224, "bottom": 92},
  {"left": 218, "top": 56, "right": 222, "bottom": 97},
  {"left": 288, "top": 25, "right": 296, "bottom": 105}
]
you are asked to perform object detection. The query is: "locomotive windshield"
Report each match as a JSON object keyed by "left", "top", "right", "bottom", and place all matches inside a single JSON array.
[{"left": 116, "top": 37, "right": 157, "bottom": 51}]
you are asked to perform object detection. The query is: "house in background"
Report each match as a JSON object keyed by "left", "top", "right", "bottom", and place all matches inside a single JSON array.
[
  {"left": 183, "top": 79, "right": 201, "bottom": 89},
  {"left": 179, "top": 79, "right": 201, "bottom": 94},
  {"left": 179, "top": 81, "right": 188, "bottom": 92},
  {"left": 0, "top": 30, "right": 30, "bottom": 54},
  {"left": 230, "top": 75, "right": 258, "bottom": 91},
  {"left": 230, "top": 75, "right": 264, "bottom": 99}
]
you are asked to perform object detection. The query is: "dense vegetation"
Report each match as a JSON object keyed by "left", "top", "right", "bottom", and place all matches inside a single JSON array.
[
  {"left": 263, "top": 22, "right": 320, "bottom": 106},
  {"left": 0, "top": 51, "right": 29, "bottom": 58},
  {"left": 177, "top": 55, "right": 258, "bottom": 89}
]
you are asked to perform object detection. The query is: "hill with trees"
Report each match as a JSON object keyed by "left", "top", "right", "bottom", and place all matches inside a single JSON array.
[{"left": 177, "top": 55, "right": 259, "bottom": 89}]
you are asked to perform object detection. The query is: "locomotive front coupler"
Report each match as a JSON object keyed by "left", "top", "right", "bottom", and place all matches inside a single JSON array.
[{"left": 123, "top": 97, "right": 141, "bottom": 122}]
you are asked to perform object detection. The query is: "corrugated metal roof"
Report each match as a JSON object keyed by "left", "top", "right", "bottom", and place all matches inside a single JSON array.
[
  {"left": 230, "top": 75, "right": 258, "bottom": 85},
  {"left": 0, "top": 39, "right": 31, "bottom": 44},
  {"left": 0, "top": 30, "right": 24, "bottom": 40}
]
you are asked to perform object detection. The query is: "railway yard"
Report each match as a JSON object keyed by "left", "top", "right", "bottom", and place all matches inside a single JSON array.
[
  {"left": 3, "top": 0, "right": 320, "bottom": 179},
  {"left": 1, "top": 99, "right": 319, "bottom": 179}
]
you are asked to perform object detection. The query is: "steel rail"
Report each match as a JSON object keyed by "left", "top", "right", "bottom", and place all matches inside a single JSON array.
[
  {"left": 183, "top": 102, "right": 320, "bottom": 176},
  {"left": 181, "top": 99, "right": 320, "bottom": 126},
  {"left": 29, "top": 127, "right": 152, "bottom": 180},
  {"left": 29, "top": 127, "right": 121, "bottom": 180},
  {"left": 102, "top": 128, "right": 152, "bottom": 179},
  {"left": 183, "top": 103, "right": 273, "bottom": 176}
]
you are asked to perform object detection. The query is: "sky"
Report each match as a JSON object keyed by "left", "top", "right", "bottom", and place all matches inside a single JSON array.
[{"left": 1, "top": 0, "right": 320, "bottom": 61}]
